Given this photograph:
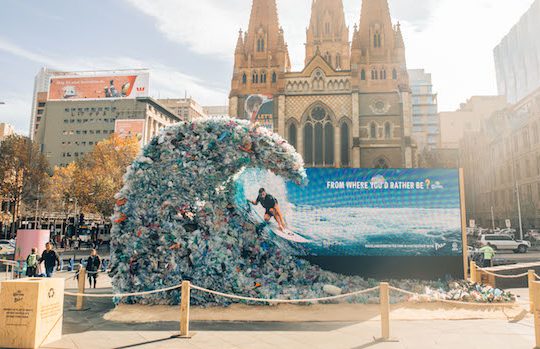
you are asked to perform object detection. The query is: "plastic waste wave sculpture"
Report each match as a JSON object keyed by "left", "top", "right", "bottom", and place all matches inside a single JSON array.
[{"left": 110, "top": 117, "right": 374, "bottom": 305}]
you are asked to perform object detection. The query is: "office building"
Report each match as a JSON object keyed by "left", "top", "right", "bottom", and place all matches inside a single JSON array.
[{"left": 409, "top": 69, "right": 439, "bottom": 151}]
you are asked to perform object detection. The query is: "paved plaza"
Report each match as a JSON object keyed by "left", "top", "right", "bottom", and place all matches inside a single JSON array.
[{"left": 38, "top": 276, "right": 538, "bottom": 349}]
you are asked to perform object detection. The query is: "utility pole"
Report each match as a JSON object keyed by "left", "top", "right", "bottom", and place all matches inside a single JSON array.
[
  {"left": 34, "top": 184, "right": 40, "bottom": 229},
  {"left": 491, "top": 206, "right": 495, "bottom": 231},
  {"left": 516, "top": 181, "right": 524, "bottom": 240}
]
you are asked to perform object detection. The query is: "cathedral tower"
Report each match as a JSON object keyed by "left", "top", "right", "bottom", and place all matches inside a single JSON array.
[
  {"left": 305, "top": 0, "right": 350, "bottom": 70},
  {"left": 229, "top": 0, "right": 290, "bottom": 118},
  {"left": 351, "top": 0, "right": 409, "bottom": 90}
]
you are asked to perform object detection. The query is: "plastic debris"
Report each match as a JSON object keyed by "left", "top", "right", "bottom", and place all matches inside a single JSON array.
[{"left": 109, "top": 117, "right": 514, "bottom": 306}]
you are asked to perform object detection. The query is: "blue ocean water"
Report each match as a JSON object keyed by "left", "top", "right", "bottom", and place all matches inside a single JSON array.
[{"left": 234, "top": 168, "right": 463, "bottom": 257}]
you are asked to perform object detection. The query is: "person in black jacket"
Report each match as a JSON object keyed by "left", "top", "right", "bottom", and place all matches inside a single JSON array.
[
  {"left": 38, "top": 242, "right": 60, "bottom": 277},
  {"left": 86, "top": 249, "right": 101, "bottom": 288},
  {"left": 249, "top": 188, "right": 287, "bottom": 231}
]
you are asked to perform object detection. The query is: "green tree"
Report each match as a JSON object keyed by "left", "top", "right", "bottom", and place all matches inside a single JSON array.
[{"left": 0, "top": 135, "right": 50, "bottom": 235}]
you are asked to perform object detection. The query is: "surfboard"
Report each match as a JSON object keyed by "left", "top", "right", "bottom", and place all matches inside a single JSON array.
[{"left": 244, "top": 203, "right": 310, "bottom": 243}]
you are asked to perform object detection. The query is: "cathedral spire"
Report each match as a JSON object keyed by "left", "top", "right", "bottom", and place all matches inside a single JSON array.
[
  {"left": 235, "top": 29, "right": 244, "bottom": 53},
  {"left": 357, "top": 0, "right": 394, "bottom": 50},
  {"left": 305, "top": 0, "right": 350, "bottom": 70},
  {"left": 244, "top": 0, "right": 281, "bottom": 55}
]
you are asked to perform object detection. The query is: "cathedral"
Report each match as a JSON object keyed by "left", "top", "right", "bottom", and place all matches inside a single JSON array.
[{"left": 229, "top": 0, "right": 416, "bottom": 168}]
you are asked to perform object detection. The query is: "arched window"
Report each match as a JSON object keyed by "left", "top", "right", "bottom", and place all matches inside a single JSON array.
[
  {"left": 242, "top": 73, "right": 247, "bottom": 84},
  {"left": 261, "top": 71, "right": 267, "bottom": 83},
  {"left": 340, "top": 122, "right": 350, "bottom": 167},
  {"left": 252, "top": 71, "right": 258, "bottom": 84},
  {"left": 384, "top": 122, "right": 392, "bottom": 139},
  {"left": 392, "top": 69, "right": 398, "bottom": 80},
  {"left": 325, "top": 52, "right": 332, "bottom": 66},
  {"left": 336, "top": 54, "right": 341, "bottom": 70},
  {"left": 374, "top": 158, "right": 389, "bottom": 169},
  {"left": 303, "top": 105, "right": 334, "bottom": 167},
  {"left": 370, "top": 122, "right": 377, "bottom": 139},
  {"left": 381, "top": 69, "right": 387, "bottom": 80},
  {"left": 371, "top": 69, "right": 378, "bottom": 80},
  {"left": 257, "top": 38, "right": 265, "bottom": 52},
  {"left": 361, "top": 69, "right": 366, "bottom": 80},
  {"left": 288, "top": 123, "right": 297, "bottom": 150},
  {"left": 272, "top": 71, "right": 277, "bottom": 83},
  {"left": 374, "top": 32, "right": 381, "bottom": 48}
]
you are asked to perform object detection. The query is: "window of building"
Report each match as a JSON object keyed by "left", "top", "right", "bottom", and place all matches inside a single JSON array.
[
  {"left": 252, "top": 71, "right": 258, "bottom": 84},
  {"left": 324, "top": 52, "right": 332, "bottom": 66},
  {"left": 371, "top": 69, "right": 378, "bottom": 80},
  {"left": 370, "top": 122, "right": 377, "bottom": 139},
  {"left": 340, "top": 122, "right": 350, "bottom": 167},
  {"left": 261, "top": 71, "right": 267, "bottom": 83},
  {"left": 380, "top": 69, "right": 387, "bottom": 80},
  {"left": 38, "top": 102, "right": 46, "bottom": 108},
  {"left": 526, "top": 159, "right": 531, "bottom": 177},
  {"left": 257, "top": 38, "right": 265, "bottom": 52},
  {"left": 37, "top": 109, "right": 43, "bottom": 115},
  {"left": 392, "top": 69, "right": 398, "bottom": 80},
  {"left": 374, "top": 158, "right": 389, "bottom": 169},
  {"left": 288, "top": 123, "right": 297, "bottom": 149},
  {"left": 361, "top": 69, "right": 366, "bottom": 80},
  {"left": 524, "top": 129, "right": 530, "bottom": 149},
  {"left": 336, "top": 54, "right": 341, "bottom": 70},
  {"left": 303, "top": 105, "right": 334, "bottom": 167},
  {"left": 242, "top": 73, "right": 247, "bottom": 84},
  {"left": 272, "top": 71, "right": 277, "bottom": 83},
  {"left": 384, "top": 122, "right": 392, "bottom": 139},
  {"left": 374, "top": 32, "right": 381, "bottom": 48}
]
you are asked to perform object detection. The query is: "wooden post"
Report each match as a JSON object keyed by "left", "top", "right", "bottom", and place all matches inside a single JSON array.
[
  {"left": 459, "top": 168, "right": 469, "bottom": 280},
  {"left": 530, "top": 270, "right": 536, "bottom": 313},
  {"left": 533, "top": 281, "right": 540, "bottom": 349},
  {"left": 76, "top": 267, "right": 86, "bottom": 311},
  {"left": 180, "top": 280, "right": 191, "bottom": 338},
  {"left": 380, "top": 282, "right": 390, "bottom": 340},
  {"left": 470, "top": 261, "right": 477, "bottom": 284}
]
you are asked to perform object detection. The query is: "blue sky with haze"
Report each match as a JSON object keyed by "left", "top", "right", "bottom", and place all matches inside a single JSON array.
[{"left": 0, "top": 0, "right": 535, "bottom": 134}]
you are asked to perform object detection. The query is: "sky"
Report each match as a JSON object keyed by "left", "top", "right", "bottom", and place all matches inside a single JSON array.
[{"left": 0, "top": 0, "right": 536, "bottom": 135}]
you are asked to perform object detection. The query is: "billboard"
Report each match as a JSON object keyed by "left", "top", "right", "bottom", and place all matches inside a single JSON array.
[
  {"left": 115, "top": 120, "right": 145, "bottom": 143},
  {"left": 48, "top": 73, "right": 149, "bottom": 100},
  {"left": 236, "top": 168, "right": 464, "bottom": 257},
  {"left": 243, "top": 94, "right": 274, "bottom": 131}
]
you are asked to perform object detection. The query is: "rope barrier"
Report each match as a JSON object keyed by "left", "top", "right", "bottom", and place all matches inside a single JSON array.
[
  {"left": 64, "top": 283, "right": 183, "bottom": 298},
  {"left": 190, "top": 284, "right": 381, "bottom": 304},
  {"left": 476, "top": 268, "right": 529, "bottom": 279}
]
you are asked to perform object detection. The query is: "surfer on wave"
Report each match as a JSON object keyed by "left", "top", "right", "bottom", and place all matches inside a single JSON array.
[{"left": 249, "top": 188, "right": 287, "bottom": 232}]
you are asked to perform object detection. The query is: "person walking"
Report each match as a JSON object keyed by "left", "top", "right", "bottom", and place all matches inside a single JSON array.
[
  {"left": 479, "top": 242, "right": 496, "bottom": 268},
  {"left": 86, "top": 249, "right": 101, "bottom": 288},
  {"left": 25, "top": 248, "right": 40, "bottom": 277},
  {"left": 39, "top": 242, "right": 61, "bottom": 277}
]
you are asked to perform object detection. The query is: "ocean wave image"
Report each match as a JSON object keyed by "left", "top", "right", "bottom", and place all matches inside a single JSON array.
[{"left": 235, "top": 168, "right": 463, "bottom": 257}]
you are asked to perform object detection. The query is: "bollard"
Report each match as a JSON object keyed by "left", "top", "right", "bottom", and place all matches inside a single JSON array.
[
  {"left": 529, "top": 270, "right": 536, "bottom": 313},
  {"left": 179, "top": 280, "right": 191, "bottom": 338},
  {"left": 380, "top": 282, "right": 390, "bottom": 340},
  {"left": 76, "top": 267, "right": 86, "bottom": 311},
  {"left": 470, "top": 261, "right": 477, "bottom": 284}
]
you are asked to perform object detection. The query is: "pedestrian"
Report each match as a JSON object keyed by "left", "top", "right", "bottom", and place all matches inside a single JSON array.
[
  {"left": 86, "top": 249, "right": 101, "bottom": 288},
  {"left": 479, "top": 242, "right": 496, "bottom": 268},
  {"left": 26, "top": 247, "right": 40, "bottom": 277},
  {"left": 39, "top": 242, "right": 61, "bottom": 277}
]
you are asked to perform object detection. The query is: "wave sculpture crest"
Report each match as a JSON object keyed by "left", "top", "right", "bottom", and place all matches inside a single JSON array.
[{"left": 110, "top": 117, "right": 370, "bottom": 305}]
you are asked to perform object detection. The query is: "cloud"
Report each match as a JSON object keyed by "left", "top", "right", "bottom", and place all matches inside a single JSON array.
[{"left": 0, "top": 38, "right": 228, "bottom": 135}]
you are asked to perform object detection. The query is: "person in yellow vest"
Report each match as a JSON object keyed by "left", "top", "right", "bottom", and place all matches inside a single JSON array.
[{"left": 479, "top": 243, "right": 496, "bottom": 268}]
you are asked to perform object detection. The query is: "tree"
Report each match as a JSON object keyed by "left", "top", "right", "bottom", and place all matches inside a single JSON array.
[
  {"left": 48, "top": 134, "right": 139, "bottom": 220},
  {"left": 0, "top": 135, "right": 50, "bottom": 236}
]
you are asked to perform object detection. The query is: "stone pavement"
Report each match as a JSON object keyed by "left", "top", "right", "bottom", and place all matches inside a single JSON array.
[{"left": 39, "top": 279, "right": 537, "bottom": 349}]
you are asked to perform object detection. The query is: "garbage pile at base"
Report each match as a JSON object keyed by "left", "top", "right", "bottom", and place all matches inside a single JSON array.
[
  {"left": 110, "top": 117, "right": 514, "bottom": 306},
  {"left": 415, "top": 281, "right": 516, "bottom": 303}
]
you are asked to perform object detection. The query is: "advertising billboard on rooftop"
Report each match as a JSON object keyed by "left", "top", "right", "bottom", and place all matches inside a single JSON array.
[{"left": 48, "top": 73, "right": 149, "bottom": 101}]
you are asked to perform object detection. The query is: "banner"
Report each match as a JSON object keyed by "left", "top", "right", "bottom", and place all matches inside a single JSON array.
[
  {"left": 48, "top": 73, "right": 149, "bottom": 100},
  {"left": 14, "top": 230, "right": 50, "bottom": 263},
  {"left": 236, "top": 168, "right": 463, "bottom": 257},
  {"left": 243, "top": 94, "right": 274, "bottom": 131},
  {"left": 114, "top": 119, "right": 145, "bottom": 143}
]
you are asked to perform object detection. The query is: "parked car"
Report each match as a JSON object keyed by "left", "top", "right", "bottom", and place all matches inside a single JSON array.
[{"left": 478, "top": 234, "right": 530, "bottom": 253}]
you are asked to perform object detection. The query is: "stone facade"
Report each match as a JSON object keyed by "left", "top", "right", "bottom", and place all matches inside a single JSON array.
[{"left": 229, "top": 0, "right": 416, "bottom": 168}]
